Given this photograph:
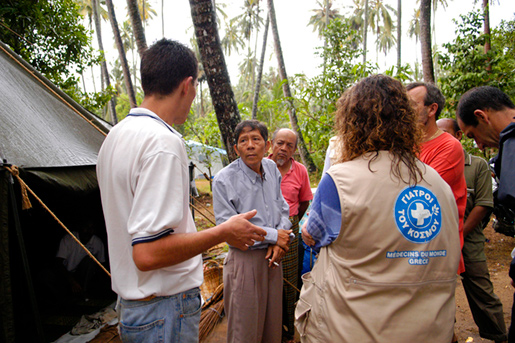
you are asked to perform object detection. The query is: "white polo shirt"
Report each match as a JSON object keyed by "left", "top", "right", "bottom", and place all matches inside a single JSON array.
[{"left": 97, "top": 108, "right": 202, "bottom": 300}]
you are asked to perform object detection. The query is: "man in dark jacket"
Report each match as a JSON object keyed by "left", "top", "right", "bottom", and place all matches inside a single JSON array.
[{"left": 457, "top": 86, "right": 515, "bottom": 343}]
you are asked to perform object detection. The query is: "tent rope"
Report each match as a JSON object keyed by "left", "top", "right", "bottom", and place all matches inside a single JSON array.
[
  {"left": 0, "top": 43, "right": 107, "bottom": 137},
  {"left": 3, "top": 165, "right": 111, "bottom": 278},
  {"left": 4, "top": 164, "right": 303, "bottom": 290},
  {"left": 189, "top": 199, "right": 216, "bottom": 226},
  {"left": 7, "top": 165, "right": 32, "bottom": 210},
  {"left": 190, "top": 195, "right": 215, "bottom": 216}
]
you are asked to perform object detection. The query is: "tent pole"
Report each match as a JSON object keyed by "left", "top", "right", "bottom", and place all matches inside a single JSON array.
[
  {"left": 189, "top": 162, "right": 195, "bottom": 220},
  {"left": 6, "top": 169, "right": 46, "bottom": 342},
  {"left": 0, "top": 167, "right": 15, "bottom": 343}
]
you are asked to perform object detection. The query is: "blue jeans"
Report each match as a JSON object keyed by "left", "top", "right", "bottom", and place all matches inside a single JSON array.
[{"left": 118, "top": 287, "right": 201, "bottom": 343}]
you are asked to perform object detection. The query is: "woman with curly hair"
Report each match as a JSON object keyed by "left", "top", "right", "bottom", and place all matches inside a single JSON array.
[{"left": 296, "top": 75, "right": 461, "bottom": 342}]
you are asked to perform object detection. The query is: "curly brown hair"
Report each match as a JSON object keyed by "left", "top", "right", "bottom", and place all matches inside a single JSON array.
[{"left": 334, "top": 74, "right": 424, "bottom": 184}]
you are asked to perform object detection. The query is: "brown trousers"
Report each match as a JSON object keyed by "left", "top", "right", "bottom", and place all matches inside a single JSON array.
[{"left": 224, "top": 247, "right": 283, "bottom": 343}]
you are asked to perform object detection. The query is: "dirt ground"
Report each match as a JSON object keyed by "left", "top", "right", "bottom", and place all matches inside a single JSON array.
[{"left": 193, "top": 190, "right": 515, "bottom": 343}]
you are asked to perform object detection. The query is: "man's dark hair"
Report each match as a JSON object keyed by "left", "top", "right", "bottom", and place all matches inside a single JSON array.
[
  {"left": 272, "top": 128, "right": 298, "bottom": 148},
  {"left": 406, "top": 82, "right": 446, "bottom": 119},
  {"left": 457, "top": 86, "right": 515, "bottom": 127},
  {"left": 234, "top": 120, "right": 268, "bottom": 145},
  {"left": 140, "top": 39, "right": 198, "bottom": 96}
]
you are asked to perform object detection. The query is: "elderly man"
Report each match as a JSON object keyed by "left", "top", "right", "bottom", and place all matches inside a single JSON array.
[
  {"left": 438, "top": 118, "right": 507, "bottom": 343},
  {"left": 268, "top": 128, "right": 313, "bottom": 342},
  {"left": 407, "top": 82, "right": 467, "bottom": 276},
  {"left": 213, "top": 120, "right": 292, "bottom": 343},
  {"left": 456, "top": 86, "right": 515, "bottom": 343}
]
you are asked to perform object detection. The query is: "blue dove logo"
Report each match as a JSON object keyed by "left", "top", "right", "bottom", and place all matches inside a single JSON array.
[{"left": 394, "top": 186, "right": 442, "bottom": 243}]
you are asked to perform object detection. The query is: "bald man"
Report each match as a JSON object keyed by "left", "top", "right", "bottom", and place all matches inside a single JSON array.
[
  {"left": 438, "top": 118, "right": 507, "bottom": 343},
  {"left": 268, "top": 128, "right": 313, "bottom": 342}
]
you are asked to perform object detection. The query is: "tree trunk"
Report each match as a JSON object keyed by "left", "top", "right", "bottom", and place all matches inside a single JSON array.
[
  {"left": 397, "top": 0, "right": 402, "bottom": 69},
  {"left": 161, "top": 0, "right": 164, "bottom": 38},
  {"left": 483, "top": 0, "right": 491, "bottom": 71},
  {"left": 323, "top": 0, "right": 329, "bottom": 74},
  {"left": 252, "top": 14, "right": 269, "bottom": 120},
  {"left": 91, "top": 66, "right": 97, "bottom": 93},
  {"left": 126, "top": 0, "right": 148, "bottom": 57},
  {"left": 362, "top": 0, "right": 369, "bottom": 65},
  {"left": 251, "top": 0, "right": 260, "bottom": 96},
  {"left": 93, "top": 0, "right": 117, "bottom": 123},
  {"left": 419, "top": 0, "right": 434, "bottom": 83},
  {"left": 190, "top": 0, "right": 241, "bottom": 161},
  {"left": 267, "top": 0, "right": 316, "bottom": 173},
  {"left": 105, "top": 0, "right": 137, "bottom": 109}
]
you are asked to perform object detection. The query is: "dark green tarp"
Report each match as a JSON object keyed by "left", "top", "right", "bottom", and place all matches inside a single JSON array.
[{"left": 0, "top": 41, "right": 110, "bottom": 343}]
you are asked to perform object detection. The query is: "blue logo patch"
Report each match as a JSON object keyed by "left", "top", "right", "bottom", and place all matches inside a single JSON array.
[{"left": 394, "top": 186, "right": 442, "bottom": 244}]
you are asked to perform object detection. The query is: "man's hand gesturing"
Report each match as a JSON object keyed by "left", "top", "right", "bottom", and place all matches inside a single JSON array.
[{"left": 223, "top": 209, "right": 266, "bottom": 251}]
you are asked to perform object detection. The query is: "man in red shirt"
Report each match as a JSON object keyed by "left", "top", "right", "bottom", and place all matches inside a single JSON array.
[
  {"left": 407, "top": 82, "right": 467, "bottom": 274},
  {"left": 268, "top": 128, "right": 313, "bottom": 343},
  {"left": 407, "top": 82, "right": 467, "bottom": 343}
]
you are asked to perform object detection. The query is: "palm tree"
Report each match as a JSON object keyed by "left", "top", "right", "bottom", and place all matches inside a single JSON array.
[
  {"left": 120, "top": 20, "right": 138, "bottom": 92},
  {"left": 407, "top": 8, "right": 420, "bottom": 43},
  {"left": 482, "top": 0, "right": 491, "bottom": 71},
  {"left": 136, "top": 0, "right": 156, "bottom": 22},
  {"left": 376, "top": 26, "right": 397, "bottom": 57},
  {"left": 126, "top": 0, "right": 147, "bottom": 56},
  {"left": 252, "top": 14, "right": 270, "bottom": 119},
  {"left": 431, "top": 0, "right": 448, "bottom": 47},
  {"left": 238, "top": 48, "right": 257, "bottom": 95},
  {"left": 161, "top": 0, "right": 164, "bottom": 37},
  {"left": 408, "top": 7, "right": 421, "bottom": 65},
  {"left": 267, "top": 0, "right": 316, "bottom": 173},
  {"left": 368, "top": 0, "right": 396, "bottom": 55},
  {"left": 397, "top": 0, "right": 402, "bottom": 69},
  {"left": 221, "top": 18, "right": 246, "bottom": 56},
  {"left": 350, "top": 0, "right": 396, "bottom": 65},
  {"left": 234, "top": 0, "right": 263, "bottom": 95},
  {"left": 419, "top": 0, "right": 435, "bottom": 83},
  {"left": 363, "top": 0, "right": 369, "bottom": 64},
  {"left": 308, "top": 0, "right": 342, "bottom": 73},
  {"left": 92, "top": 0, "right": 117, "bottom": 123},
  {"left": 76, "top": 0, "right": 109, "bottom": 93},
  {"left": 105, "top": 0, "right": 137, "bottom": 108},
  {"left": 189, "top": 0, "right": 241, "bottom": 161},
  {"left": 308, "top": 0, "right": 341, "bottom": 37}
]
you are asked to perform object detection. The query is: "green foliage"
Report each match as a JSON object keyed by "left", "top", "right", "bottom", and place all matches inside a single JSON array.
[
  {"left": 383, "top": 64, "right": 414, "bottom": 83},
  {"left": 70, "top": 85, "right": 116, "bottom": 115},
  {"left": 182, "top": 111, "right": 225, "bottom": 149},
  {"left": 237, "top": 69, "right": 291, "bottom": 130},
  {"left": 437, "top": 10, "right": 515, "bottom": 158},
  {"left": 115, "top": 91, "right": 144, "bottom": 121},
  {"left": 490, "top": 19, "right": 515, "bottom": 100},
  {"left": 0, "top": 0, "right": 110, "bottom": 113},
  {"left": 295, "top": 17, "right": 375, "bottom": 171},
  {"left": 437, "top": 10, "right": 515, "bottom": 114}
]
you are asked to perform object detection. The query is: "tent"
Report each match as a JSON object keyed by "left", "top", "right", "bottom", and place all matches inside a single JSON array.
[
  {"left": 185, "top": 140, "right": 228, "bottom": 180},
  {"left": 0, "top": 40, "right": 112, "bottom": 342}
]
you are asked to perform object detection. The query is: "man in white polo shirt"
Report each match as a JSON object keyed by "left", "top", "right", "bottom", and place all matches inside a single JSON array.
[{"left": 97, "top": 39, "right": 266, "bottom": 342}]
